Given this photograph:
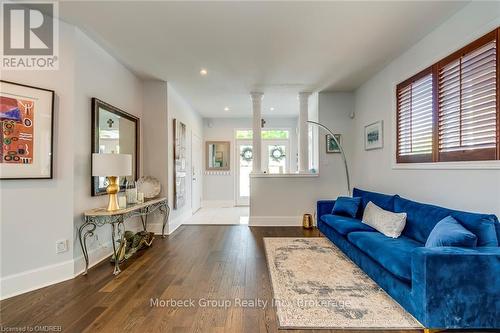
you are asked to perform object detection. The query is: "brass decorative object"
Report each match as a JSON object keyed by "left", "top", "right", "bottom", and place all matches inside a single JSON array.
[
  {"left": 302, "top": 214, "right": 313, "bottom": 229},
  {"left": 106, "top": 176, "right": 120, "bottom": 211},
  {"left": 111, "top": 230, "right": 155, "bottom": 263},
  {"left": 91, "top": 153, "right": 132, "bottom": 212}
]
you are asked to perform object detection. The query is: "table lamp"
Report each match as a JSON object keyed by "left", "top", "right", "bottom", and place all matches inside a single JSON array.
[{"left": 92, "top": 153, "right": 132, "bottom": 211}]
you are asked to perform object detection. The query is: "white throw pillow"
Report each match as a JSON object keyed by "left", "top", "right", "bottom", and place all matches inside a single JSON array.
[{"left": 362, "top": 201, "right": 407, "bottom": 238}]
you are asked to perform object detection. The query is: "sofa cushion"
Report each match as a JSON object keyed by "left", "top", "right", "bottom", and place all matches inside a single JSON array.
[
  {"left": 394, "top": 196, "right": 499, "bottom": 246},
  {"left": 321, "top": 214, "right": 375, "bottom": 236},
  {"left": 348, "top": 231, "right": 423, "bottom": 282},
  {"left": 425, "top": 216, "right": 477, "bottom": 247},
  {"left": 451, "top": 211, "right": 498, "bottom": 247},
  {"left": 352, "top": 188, "right": 396, "bottom": 219},
  {"left": 362, "top": 201, "right": 407, "bottom": 238},
  {"left": 332, "top": 196, "right": 361, "bottom": 218}
]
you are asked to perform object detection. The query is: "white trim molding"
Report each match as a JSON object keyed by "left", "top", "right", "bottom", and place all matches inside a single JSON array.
[
  {"left": 73, "top": 241, "right": 113, "bottom": 276},
  {"left": 0, "top": 259, "right": 74, "bottom": 300},
  {"left": 0, "top": 224, "right": 184, "bottom": 300},
  {"left": 202, "top": 200, "right": 235, "bottom": 208},
  {"left": 249, "top": 215, "right": 302, "bottom": 226},
  {"left": 249, "top": 173, "right": 318, "bottom": 178}
]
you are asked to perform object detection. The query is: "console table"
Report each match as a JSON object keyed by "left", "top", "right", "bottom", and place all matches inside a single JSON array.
[{"left": 79, "top": 197, "right": 170, "bottom": 276}]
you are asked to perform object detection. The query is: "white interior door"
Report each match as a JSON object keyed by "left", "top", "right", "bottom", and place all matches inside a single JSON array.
[
  {"left": 191, "top": 133, "right": 202, "bottom": 213},
  {"left": 236, "top": 141, "right": 252, "bottom": 206}
]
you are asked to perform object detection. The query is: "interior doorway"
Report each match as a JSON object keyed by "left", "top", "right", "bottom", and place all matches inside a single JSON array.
[{"left": 191, "top": 132, "right": 202, "bottom": 213}]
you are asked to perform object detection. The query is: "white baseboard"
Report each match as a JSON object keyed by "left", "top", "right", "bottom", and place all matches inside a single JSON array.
[
  {"left": 1, "top": 242, "right": 115, "bottom": 300},
  {"left": 73, "top": 241, "right": 113, "bottom": 276},
  {"left": 148, "top": 220, "right": 181, "bottom": 235},
  {"left": 202, "top": 200, "right": 234, "bottom": 208},
  {"left": 147, "top": 208, "right": 192, "bottom": 235},
  {"left": 0, "top": 259, "right": 74, "bottom": 300},
  {"left": 0, "top": 216, "right": 188, "bottom": 300},
  {"left": 249, "top": 215, "right": 302, "bottom": 226}
]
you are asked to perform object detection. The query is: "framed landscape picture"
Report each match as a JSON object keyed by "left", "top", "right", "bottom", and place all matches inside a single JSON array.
[
  {"left": 0, "top": 80, "right": 54, "bottom": 179},
  {"left": 326, "top": 134, "right": 341, "bottom": 153},
  {"left": 364, "top": 120, "right": 383, "bottom": 150}
]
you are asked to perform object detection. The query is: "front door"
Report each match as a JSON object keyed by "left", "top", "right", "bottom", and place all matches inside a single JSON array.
[
  {"left": 263, "top": 141, "right": 290, "bottom": 174},
  {"left": 236, "top": 141, "right": 252, "bottom": 206},
  {"left": 191, "top": 133, "right": 202, "bottom": 213}
]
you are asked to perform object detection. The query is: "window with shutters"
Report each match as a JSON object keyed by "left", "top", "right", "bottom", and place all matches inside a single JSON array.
[
  {"left": 397, "top": 68, "right": 434, "bottom": 163},
  {"left": 396, "top": 28, "right": 499, "bottom": 163}
]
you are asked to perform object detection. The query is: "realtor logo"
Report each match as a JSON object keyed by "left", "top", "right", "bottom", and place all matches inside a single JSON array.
[{"left": 1, "top": 1, "right": 59, "bottom": 70}]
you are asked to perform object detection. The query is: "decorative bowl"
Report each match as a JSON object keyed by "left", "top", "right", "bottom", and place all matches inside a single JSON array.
[{"left": 136, "top": 176, "right": 161, "bottom": 199}]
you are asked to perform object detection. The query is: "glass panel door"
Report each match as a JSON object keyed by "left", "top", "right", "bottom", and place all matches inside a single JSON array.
[
  {"left": 264, "top": 141, "right": 289, "bottom": 174},
  {"left": 236, "top": 142, "right": 252, "bottom": 206}
]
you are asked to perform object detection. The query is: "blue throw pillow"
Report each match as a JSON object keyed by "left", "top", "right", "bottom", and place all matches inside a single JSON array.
[
  {"left": 425, "top": 216, "right": 477, "bottom": 248},
  {"left": 332, "top": 197, "right": 361, "bottom": 218}
]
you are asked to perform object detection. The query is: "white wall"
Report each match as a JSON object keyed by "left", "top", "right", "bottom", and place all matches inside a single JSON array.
[
  {"left": 1, "top": 21, "right": 77, "bottom": 291},
  {"left": 142, "top": 81, "right": 168, "bottom": 199},
  {"left": 1, "top": 21, "right": 145, "bottom": 298},
  {"left": 166, "top": 83, "right": 204, "bottom": 228},
  {"left": 352, "top": 1, "right": 500, "bottom": 217},
  {"left": 72, "top": 29, "right": 144, "bottom": 274},
  {"left": 249, "top": 92, "right": 354, "bottom": 224},
  {"left": 203, "top": 117, "right": 299, "bottom": 204},
  {"left": 0, "top": 21, "right": 204, "bottom": 298},
  {"left": 251, "top": 2, "right": 500, "bottom": 224}
]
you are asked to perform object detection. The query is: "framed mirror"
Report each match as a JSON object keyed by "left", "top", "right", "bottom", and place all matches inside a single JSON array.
[
  {"left": 91, "top": 98, "right": 139, "bottom": 196},
  {"left": 206, "top": 141, "right": 230, "bottom": 171}
]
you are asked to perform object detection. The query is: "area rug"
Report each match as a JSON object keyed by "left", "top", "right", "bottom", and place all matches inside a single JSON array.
[{"left": 264, "top": 237, "right": 422, "bottom": 329}]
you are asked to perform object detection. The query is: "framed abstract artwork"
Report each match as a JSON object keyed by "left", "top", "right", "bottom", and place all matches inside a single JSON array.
[
  {"left": 365, "top": 120, "right": 383, "bottom": 150},
  {"left": 326, "top": 134, "right": 341, "bottom": 153},
  {"left": 0, "top": 80, "right": 54, "bottom": 179}
]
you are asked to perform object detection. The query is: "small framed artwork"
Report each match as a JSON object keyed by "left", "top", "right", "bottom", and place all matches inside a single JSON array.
[
  {"left": 0, "top": 80, "right": 55, "bottom": 179},
  {"left": 326, "top": 134, "right": 342, "bottom": 153},
  {"left": 365, "top": 120, "right": 383, "bottom": 150}
]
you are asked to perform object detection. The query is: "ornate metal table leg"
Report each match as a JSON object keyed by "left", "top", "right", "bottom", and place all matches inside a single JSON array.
[
  {"left": 160, "top": 202, "right": 170, "bottom": 238},
  {"left": 111, "top": 220, "right": 124, "bottom": 275},
  {"left": 140, "top": 214, "right": 148, "bottom": 231},
  {"left": 79, "top": 218, "right": 97, "bottom": 275}
]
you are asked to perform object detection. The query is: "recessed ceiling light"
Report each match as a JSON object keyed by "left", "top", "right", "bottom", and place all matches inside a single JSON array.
[
  {"left": 224, "top": 106, "right": 230, "bottom": 111},
  {"left": 200, "top": 68, "right": 208, "bottom": 76},
  {"left": 270, "top": 107, "right": 275, "bottom": 111}
]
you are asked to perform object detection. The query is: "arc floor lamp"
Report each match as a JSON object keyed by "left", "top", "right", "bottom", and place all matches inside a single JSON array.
[{"left": 307, "top": 120, "right": 351, "bottom": 196}]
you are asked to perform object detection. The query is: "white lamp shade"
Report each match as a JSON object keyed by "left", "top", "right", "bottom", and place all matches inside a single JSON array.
[{"left": 92, "top": 153, "right": 132, "bottom": 177}]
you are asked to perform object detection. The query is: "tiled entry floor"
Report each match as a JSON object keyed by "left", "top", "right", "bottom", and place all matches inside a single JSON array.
[{"left": 184, "top": 206, "right": 249, "bottom": 225}]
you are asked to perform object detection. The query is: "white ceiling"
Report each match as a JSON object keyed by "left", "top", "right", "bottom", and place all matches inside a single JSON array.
[{"left": 59, "top": 1, "right": 467, "bottom": 117}]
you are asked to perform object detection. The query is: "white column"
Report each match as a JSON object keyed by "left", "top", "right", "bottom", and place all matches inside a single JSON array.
[
  {"left": 298, "top": 92, "right": 311, "bottom": 173},
  {"left": 251, "top": 92, "right": 264, "bottom": 173}
]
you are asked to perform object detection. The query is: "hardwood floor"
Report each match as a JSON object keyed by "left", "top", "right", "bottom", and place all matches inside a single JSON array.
[{"left": 0, "top": 225, "right": 471, "bottom": 332}]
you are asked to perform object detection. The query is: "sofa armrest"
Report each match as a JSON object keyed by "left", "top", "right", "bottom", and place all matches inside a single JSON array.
[
  {"left": 316, "top": 200, "right": 335, "bottom": 222},
  {"left": 411, "top": 247, "right": 500, "bottom": 329}
]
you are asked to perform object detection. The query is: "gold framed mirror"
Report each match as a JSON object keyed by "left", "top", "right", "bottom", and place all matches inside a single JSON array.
[{"left": 206, "top": 141, "right": 230, "bottom": 171}]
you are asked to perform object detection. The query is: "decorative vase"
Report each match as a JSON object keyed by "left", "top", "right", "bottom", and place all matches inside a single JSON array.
[{"left": 302, "top": 214, "right": 313, "bottom": 229}]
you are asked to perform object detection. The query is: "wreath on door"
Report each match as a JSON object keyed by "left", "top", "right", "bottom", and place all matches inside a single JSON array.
[
  {"left": 270, "top": 146, "right": 285, "bottom": 162},
  {"left": 240, "top": 147, "right": 253, "bottom": 162}
]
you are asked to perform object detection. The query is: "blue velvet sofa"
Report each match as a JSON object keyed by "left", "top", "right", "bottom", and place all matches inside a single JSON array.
[{"left": 317, "top": 188, "right": 500, "bottom": 329}]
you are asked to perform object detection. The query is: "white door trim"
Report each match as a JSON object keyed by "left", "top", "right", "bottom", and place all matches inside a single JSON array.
[
  {"left": 235, "top": 140, "right": 252, "bottom": 206},
  {"left": 191, "top": 132, "right": 202, "bottom": 214}
]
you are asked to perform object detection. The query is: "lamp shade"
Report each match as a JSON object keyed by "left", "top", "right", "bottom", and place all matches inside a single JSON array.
[{"left": 92, "top": 153, "right": 132, "bottom": 177}]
